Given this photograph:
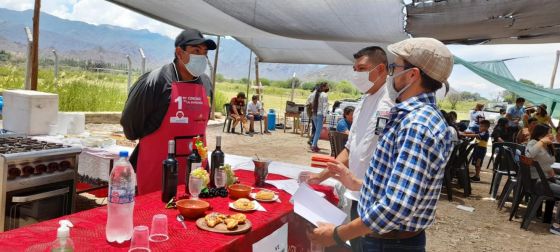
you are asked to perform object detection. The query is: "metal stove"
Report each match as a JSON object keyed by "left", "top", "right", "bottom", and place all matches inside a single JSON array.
[{"left": 0, "top": 137, "right": 82, "bottom": 231}]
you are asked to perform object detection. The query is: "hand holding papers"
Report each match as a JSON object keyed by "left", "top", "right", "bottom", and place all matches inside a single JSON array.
[{"left": 293, "top": 183, "right": 346, "bottom": 227}]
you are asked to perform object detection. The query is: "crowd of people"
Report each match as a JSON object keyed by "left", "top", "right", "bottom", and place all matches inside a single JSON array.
[{"left": 441, "top": 97, "right": 560, "bottom": 235}]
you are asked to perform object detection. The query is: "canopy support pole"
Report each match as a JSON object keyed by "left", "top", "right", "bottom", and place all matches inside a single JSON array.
[
  {"left": 551, "top": 101, "right": 557, "bottom": 116},
  {"left": 550, "top": 50, "right": 560, "bottom": 89},
  {"left": 210, "top": 35, "right": 221, "bottom": 120},
  {"left": 255, "top": 56, "right": 260, "bottom": 101},
  {"left": 246, "top": 51, "right": 252, "bottom": 98},
  {"left": 30, "top": 0, "right": 41, "bottom": 90}
]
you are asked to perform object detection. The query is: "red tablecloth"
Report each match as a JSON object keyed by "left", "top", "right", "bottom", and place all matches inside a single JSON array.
[{"left": 0, "top": 170, "right": 338, "bottom": 252}]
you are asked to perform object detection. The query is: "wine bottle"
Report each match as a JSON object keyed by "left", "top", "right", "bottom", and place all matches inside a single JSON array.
[
  {"left": 186, "top": 145, "right": 202, "bottom": 192},
  {"left": 209, "top": 136, "right": 225, "bottom": 188},
  {"left": 162, "top": 140, "right": 178, "bottom": 203}
]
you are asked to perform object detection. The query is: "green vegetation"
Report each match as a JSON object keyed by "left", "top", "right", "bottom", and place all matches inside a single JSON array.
[{"left": 0, "top": 61, "right": 487, "bottom": 120}]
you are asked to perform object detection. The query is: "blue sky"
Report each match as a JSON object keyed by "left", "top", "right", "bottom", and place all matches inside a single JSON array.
[{"left": 1, "top": 0, "right": 559, "bottom": 99}]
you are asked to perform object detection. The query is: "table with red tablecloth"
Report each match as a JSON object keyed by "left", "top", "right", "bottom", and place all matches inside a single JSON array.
[{"left": 0, "top": 170, "right": 338, "bottom": 252}]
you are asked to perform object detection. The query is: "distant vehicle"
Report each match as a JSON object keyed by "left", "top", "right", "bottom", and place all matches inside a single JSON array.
[
  {"left": 468, "top": 102, "right": 507, "bottom": 125},
  {"left": 332, "top": 98, "right": 361, "bottom": 114}
]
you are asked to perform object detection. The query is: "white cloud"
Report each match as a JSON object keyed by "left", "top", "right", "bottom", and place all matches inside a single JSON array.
[{"left": 0, "top": 0, "right": 181, "bottom": 39}]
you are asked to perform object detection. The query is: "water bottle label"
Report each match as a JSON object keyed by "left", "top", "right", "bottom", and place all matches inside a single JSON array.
[{"left": 108, "top": 185, "right": 135, "bottom": 204}]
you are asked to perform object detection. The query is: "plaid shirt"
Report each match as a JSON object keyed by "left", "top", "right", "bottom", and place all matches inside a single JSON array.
[{"left": 358, "top": 92, "right": 453, "bottom": 234}]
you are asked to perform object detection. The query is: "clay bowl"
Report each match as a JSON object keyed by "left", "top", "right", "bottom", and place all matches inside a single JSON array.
[
  {"left": 176, "top": 199, "right": 210, "bottom": 219},
  {"left": 228, "top": 184, "right": 252, "bottom": 199}
]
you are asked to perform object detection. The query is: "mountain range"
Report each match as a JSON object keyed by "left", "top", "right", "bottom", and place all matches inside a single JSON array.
[{"left": 0, "top": 7, "right": 326, "bottom": 80}]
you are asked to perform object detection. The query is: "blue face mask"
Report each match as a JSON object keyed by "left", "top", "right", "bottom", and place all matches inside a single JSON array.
[{"left": 184, "top": 54, "right": 207, "bottom": 77}]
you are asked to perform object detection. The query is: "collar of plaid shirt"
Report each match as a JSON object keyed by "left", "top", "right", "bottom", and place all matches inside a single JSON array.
[{"left": 358, "top": 92, "right": 454, "bottom": 235}]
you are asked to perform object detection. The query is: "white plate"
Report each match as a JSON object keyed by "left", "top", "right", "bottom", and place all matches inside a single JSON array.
[
  {"left": 229, "top": 201, "right": 258, "bottom": 212},
  {"left": 249, "top": 192, "right": 279, "bottom": 202}
]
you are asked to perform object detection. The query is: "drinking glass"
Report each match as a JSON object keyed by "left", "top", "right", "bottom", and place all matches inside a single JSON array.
[
  {"left": 189, "top": 176, "right": 203, "bottom": 199},
  {"left": 129, "top": 226, "right": 150, "bottom": 252},
  {"left": 298, "top": 171, "right": 312, "bottom": 184},
  {"left": 149, "top": 214, "right": 169, "bottom": 242},
  {"left": 214, "top": 169, "right": 227, "bottom": 188}
]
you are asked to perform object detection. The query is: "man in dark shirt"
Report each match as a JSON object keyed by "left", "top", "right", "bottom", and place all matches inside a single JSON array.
[
  {"left": 229, "top": 92, "right": 250, "bottom": 134},
  {"left": 120, "top": 28, "right": 216, "bottom": 167}
]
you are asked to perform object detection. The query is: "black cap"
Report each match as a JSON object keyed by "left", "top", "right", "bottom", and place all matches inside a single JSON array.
[{"left": 174, "top": 28, "right": 217, "bottom": 50}]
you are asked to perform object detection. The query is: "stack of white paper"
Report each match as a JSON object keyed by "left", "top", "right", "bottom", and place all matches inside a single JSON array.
[{"left": 293, "top": 183, "right": 347, "bottom": 227}]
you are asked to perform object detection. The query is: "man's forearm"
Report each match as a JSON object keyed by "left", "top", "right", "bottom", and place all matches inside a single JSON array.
[{"left": 338, "top": 218, "right": 372, "bottom": 241}]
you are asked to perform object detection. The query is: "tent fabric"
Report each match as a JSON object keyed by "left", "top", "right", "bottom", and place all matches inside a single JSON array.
[
  {"left": 454, "top": 56, "right": 560, "bottom": 115},
  {"left": 107, "top": 0, "right": 407, "bottom": 64},
  {"left": 406, "top": 0, "right": 560, "bottom": 44},
  {"left": 470, "top": 60, "right": 516, "bottom": 81}
]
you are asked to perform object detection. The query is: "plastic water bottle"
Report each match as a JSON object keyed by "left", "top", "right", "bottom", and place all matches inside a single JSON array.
[{"left": 106, "top": 150, "right": 136, "bottom": 243}]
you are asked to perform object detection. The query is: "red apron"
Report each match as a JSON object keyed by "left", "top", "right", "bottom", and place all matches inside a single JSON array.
[{"left": 136, "top": 79, "right": 209, "bottom": 195}]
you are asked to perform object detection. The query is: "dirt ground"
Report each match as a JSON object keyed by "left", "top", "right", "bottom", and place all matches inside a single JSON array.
[{"left": 85, "top": 121, "right": 560, "bottom": 251}]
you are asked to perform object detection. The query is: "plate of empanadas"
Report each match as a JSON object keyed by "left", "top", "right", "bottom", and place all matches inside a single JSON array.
[
  {"left": 250, "top": 190, "right": 279, "bottom": 202},
  {"left": 229, "top": 198, "right": 258, "bottom": 212},
  {"left": 196, "top": 212, "right": 252, "bottom": 234}
]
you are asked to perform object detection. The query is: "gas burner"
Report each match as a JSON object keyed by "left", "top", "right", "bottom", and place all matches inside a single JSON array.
[{"left": 0, "top": 137, "right": 67, "bottom": 154}]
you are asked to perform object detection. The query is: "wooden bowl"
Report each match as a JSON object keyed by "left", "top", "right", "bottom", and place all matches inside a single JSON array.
[
  {"left": 228, "top": 184, "right": 251, "bottom": 199},
  {"left": 176, "top": 199, "right": 210, "bottom": 219}
]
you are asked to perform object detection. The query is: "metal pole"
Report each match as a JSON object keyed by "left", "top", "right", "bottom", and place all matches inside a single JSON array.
[
  {"left": 30, "top": 0, "right": 41, "bottom": 90},
  {"left": 126, "top": 55, "right": 132, "bottom": 91},
  {"left": 246, "top": 51, "right": 252, "bottom": 97},
  {"left": 138, "top": 48, "right": 146, "bottom": 74},
  {"left": 24, "top": 27, "right": 33, "bottom": 90},
  {"left": 550, "top": 50, "right": 560, "bottom": 89},
  {"left": 255, "top": 56, "right": 260, "bottom": 101},
  {"left": 210, "top": 35, "right": 221, "bottom": 120},
  {"left": 52, "top": 49, "right": 58, "bottom": 86},
  {"left": 290, "top": 72, "right": 296, "bottom": 102}
]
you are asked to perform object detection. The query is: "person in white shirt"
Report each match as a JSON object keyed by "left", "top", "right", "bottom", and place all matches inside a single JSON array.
[
  {"left": 306, "top": 46, "right": 394, "bottom": 251},
  {"left": 246, "top": 95, "right": 271, "bottom": 134}
]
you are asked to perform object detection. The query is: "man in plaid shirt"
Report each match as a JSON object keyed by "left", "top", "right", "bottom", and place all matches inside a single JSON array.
[{"left": 311, "top": 38, "right": 454, "bottom": 251}]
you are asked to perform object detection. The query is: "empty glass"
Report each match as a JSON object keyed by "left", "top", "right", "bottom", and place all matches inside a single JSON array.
[
  {"left": 189, "top": 176, "right": 203, "bottom": 199},
  {"left": 214, "top": 169, "right": 227, "bottom": 188},
  {"left": 149, "top": 214, "right": 169, "bottom": 242},
  {"left": 298, "top": 171, "right": 312, "bottom": 184},
  {"left": 129, "top": 226, "right": 150, "bottom": 252}
]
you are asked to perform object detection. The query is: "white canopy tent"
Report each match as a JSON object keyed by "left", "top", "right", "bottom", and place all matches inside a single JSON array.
[{"left": 106, "top": 0, "right": 407, "bottom": 64}]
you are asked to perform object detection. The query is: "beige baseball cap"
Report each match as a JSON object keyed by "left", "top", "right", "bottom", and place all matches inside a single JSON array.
[{"left": 387, "top": 37, "right": 453, "bottom": 93}]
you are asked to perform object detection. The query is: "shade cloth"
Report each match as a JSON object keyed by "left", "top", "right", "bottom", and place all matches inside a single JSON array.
[
  {"left": 106, "top": 0, "right": 406, "bottom": 64},
  {"left": 0, "top": 170, "right": 338, "bottom": 252}
]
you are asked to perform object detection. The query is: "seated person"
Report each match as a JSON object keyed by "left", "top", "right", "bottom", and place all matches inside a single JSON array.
[
  {"left": 230, "top": 92, "right": 250, "bottom": 135},
  {"left": 517, "top": 117, "right": 538, "bottom": 144},
  {"left": 246, "top": 95, "right": 270, "bottom": 134},
  {"left": 336, "top": 106, "right": 354, "bottom": 135},
  {"left": 461, "top": 120, "right": 490, "bottom": 182},
  {"left": 492, "top": 118, "right": 513, "bottom": 143},
  {"left": 524, "top": 123, "right": 560, "bottom": 235}
]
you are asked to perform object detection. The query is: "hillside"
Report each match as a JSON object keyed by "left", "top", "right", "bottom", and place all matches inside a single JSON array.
[{"left": 0, "top": 7, "right": 324, "bottom": 80}]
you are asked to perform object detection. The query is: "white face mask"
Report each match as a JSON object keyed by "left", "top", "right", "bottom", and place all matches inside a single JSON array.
[
  {"left": 351, "top": 65, "right": 380, "bottom": 93},
  {"left": 184, "top": 54, "right": 207, "bottom": 77},
  {"left": 386, "top": 69, "right": 413, "bottom": 103}
]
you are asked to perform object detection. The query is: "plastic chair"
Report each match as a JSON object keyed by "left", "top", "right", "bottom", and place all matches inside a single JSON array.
[
  {"left": 453, "top": 140, "right": 475, "bottom": 197},
  {"left": 443, "top": 143, "right": 461, "bottom": 201},
  {"left": 489, "top": 142, "right": 524, "bottom": 198},
  {"left": 328, "top": 130, "right": 348, "bottom": 157},
  {"left": 518, "top": 156, "right": 560, "bottom": 230},
  {"left": 248, "top": 114, "right": 264, "bottom": 134},
  {"left": 497, "top": 147, "right": 520, "bottom": 210},
  {"left": 222, "top": 103, "right": 244, "bottom": 133}
]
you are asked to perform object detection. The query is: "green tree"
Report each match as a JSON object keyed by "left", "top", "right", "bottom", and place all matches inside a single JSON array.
[{"left": 447, "top": 93, "right": 461, "bottom": 110}]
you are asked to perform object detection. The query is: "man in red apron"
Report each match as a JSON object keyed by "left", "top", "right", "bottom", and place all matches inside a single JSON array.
[{"left": 121, "top": 28, "right": 216, "bottom": 195}]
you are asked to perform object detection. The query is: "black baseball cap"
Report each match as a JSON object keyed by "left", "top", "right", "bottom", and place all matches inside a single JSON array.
[{"left": 174, "top": 28, "right": 217, "bottom": 50}]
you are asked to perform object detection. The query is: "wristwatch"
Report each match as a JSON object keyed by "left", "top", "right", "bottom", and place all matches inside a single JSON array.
[{"left": 333, "top": 225, "right": 348, "bottom": 247}]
